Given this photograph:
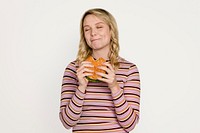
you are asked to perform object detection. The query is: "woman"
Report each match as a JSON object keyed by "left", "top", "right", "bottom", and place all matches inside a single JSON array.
[{"left": 59, "top": 8, "right": 140, "bottom": 133}]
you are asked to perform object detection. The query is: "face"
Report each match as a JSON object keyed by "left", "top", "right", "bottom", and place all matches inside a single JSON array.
[{"left": 83, "top": 14, "right": 111, "bottom": 51}]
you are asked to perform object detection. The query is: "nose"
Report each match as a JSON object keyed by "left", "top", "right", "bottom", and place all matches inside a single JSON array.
[{"left": 90, "top": 28, "right": 97, "bottom": 36}]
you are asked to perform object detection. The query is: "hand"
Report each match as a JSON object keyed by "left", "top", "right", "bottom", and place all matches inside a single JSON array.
[
  {"left": 96, "top": 62, "right": 120, "bottom": 94},
  {"left": 76, "top": 61, "right": 93, "bottom": 93}
]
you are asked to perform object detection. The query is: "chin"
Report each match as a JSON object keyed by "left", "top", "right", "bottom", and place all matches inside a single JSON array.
[
  {"left": 93, "top": 44, "right": 108, "bottom": 49},
  {"left": 91, "top": 45, "right": 103, "bottom": 50}
]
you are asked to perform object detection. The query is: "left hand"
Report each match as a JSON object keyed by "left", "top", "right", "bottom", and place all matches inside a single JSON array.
[{"left": 96, "top": 62, "right": 120, "bottom": 93}]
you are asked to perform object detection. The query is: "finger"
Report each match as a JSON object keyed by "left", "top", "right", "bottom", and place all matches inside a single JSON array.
[
  {"left": 78, "top": 68, "right": 94, "bottom": 75},
  {"left": 97, "top": 66, "right": 110, "bottom": 73},
  {"left": 96, "top": 72, "right": 109, "bottom": 79},
  {"left": 103, "top": 62, "right": 115, "bottom": 72},
  {"left": 97, "top": 77, "right": 109, "bottom": 83},
  {"left": 79, "top": 61, "right": 92, "bottom": 64},
  {"left": 81, "top": 61, "right": 93, "bottom": 66},
  {"left": 77, "top": 63, "right": 93, "bottom": 73},
  {"left": 77, "top": 71, "right": 93, "bottom": 79},
  {"left": 98, "top": 65, "right": 114, "bottom": 75},
  {"left": 82, "top": 72, "right": 93, "bottom": 77}
]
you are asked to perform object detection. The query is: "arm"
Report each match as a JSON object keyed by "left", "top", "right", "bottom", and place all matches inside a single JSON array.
[
  {"left": 112, "top": 64, "right": 140, "bottom": 132},
  {"left": 59, "top": 62, "right": 86, "bottom": 129}
]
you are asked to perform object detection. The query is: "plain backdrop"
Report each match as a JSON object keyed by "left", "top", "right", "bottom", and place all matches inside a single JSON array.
[{"left": 0, "top": 0, "right": 200, "bottom": 133}]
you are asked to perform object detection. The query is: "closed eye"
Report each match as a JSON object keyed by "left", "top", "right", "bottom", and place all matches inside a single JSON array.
[
  {"left": 84, "top": 28, "right": 90, "bottom": 32},
  {"left": 97, "top": 26, "right": 103, "bottom": 29}
]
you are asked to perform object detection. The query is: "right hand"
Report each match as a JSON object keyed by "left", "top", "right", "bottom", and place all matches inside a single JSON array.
[{"left": 76, "top": 61, "right": 93, "bottom": 93}]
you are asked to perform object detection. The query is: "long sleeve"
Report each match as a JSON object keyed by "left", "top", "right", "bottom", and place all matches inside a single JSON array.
[
  {"left": 112, "top": 63, "right": 140, "bottom": 132},
  {"left": 59, "top": 62, "right": 86, "bottom": 129}
]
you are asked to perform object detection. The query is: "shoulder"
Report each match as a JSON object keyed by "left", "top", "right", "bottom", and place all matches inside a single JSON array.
[
  {"left": 118, "top": 56, "right": 138, "bottom": 69},
  {"left": 117, "top": 57, "right": 140, "bottom": 78},
  {"left": 65, "top": 60, "right": 79, "bottom": 71}
]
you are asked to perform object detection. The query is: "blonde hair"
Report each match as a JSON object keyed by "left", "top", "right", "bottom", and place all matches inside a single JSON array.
[{"left": 76, "top": 8, "right": 120, "bottom": 69}]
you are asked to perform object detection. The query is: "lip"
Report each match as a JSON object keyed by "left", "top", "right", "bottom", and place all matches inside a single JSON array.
[{"left": 91, "top": 38, "right": 100, "bottom": 42}]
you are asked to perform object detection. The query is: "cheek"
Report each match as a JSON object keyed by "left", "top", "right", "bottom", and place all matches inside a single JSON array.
[
  {"left": 84, "top": 34, "right": 92, "bottom": 47},
  {"left": 104, "top": 32, "right": 111, "bottom": 42},
  {"left": 84, "top": 33, "right": 90, "bottom": 42}
]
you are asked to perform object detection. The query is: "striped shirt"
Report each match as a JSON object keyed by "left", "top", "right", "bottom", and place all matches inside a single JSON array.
[{"left": 59, "top": 57, "right": 140, "bottom": 133}]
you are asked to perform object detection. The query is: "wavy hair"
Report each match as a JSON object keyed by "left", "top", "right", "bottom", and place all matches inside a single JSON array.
[{"left": 76, "top": 8, "right": 120, "bottom": 69}]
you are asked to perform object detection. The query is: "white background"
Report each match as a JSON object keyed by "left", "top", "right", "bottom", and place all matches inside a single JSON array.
[{"left": 0, "top": 0, "right": 199, "bottom": 133}]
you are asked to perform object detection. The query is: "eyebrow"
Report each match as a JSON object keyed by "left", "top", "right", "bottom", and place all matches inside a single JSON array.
[{"left": 83, "top": 22, "right": 105, "bottom": 28}]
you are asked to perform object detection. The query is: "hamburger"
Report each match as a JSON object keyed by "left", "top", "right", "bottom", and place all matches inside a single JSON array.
[{"left": 85, "top": 56, "right": 106, "bottom": 82}]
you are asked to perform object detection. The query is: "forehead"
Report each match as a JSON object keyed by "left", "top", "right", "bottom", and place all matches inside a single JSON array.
[{"left": 83, "top": 14, "right": 106, "bottom": 26}]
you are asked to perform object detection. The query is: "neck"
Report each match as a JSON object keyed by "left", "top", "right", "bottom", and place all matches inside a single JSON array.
[{"left": 92, "top": 48, "right": 110, "bottom": 60}]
